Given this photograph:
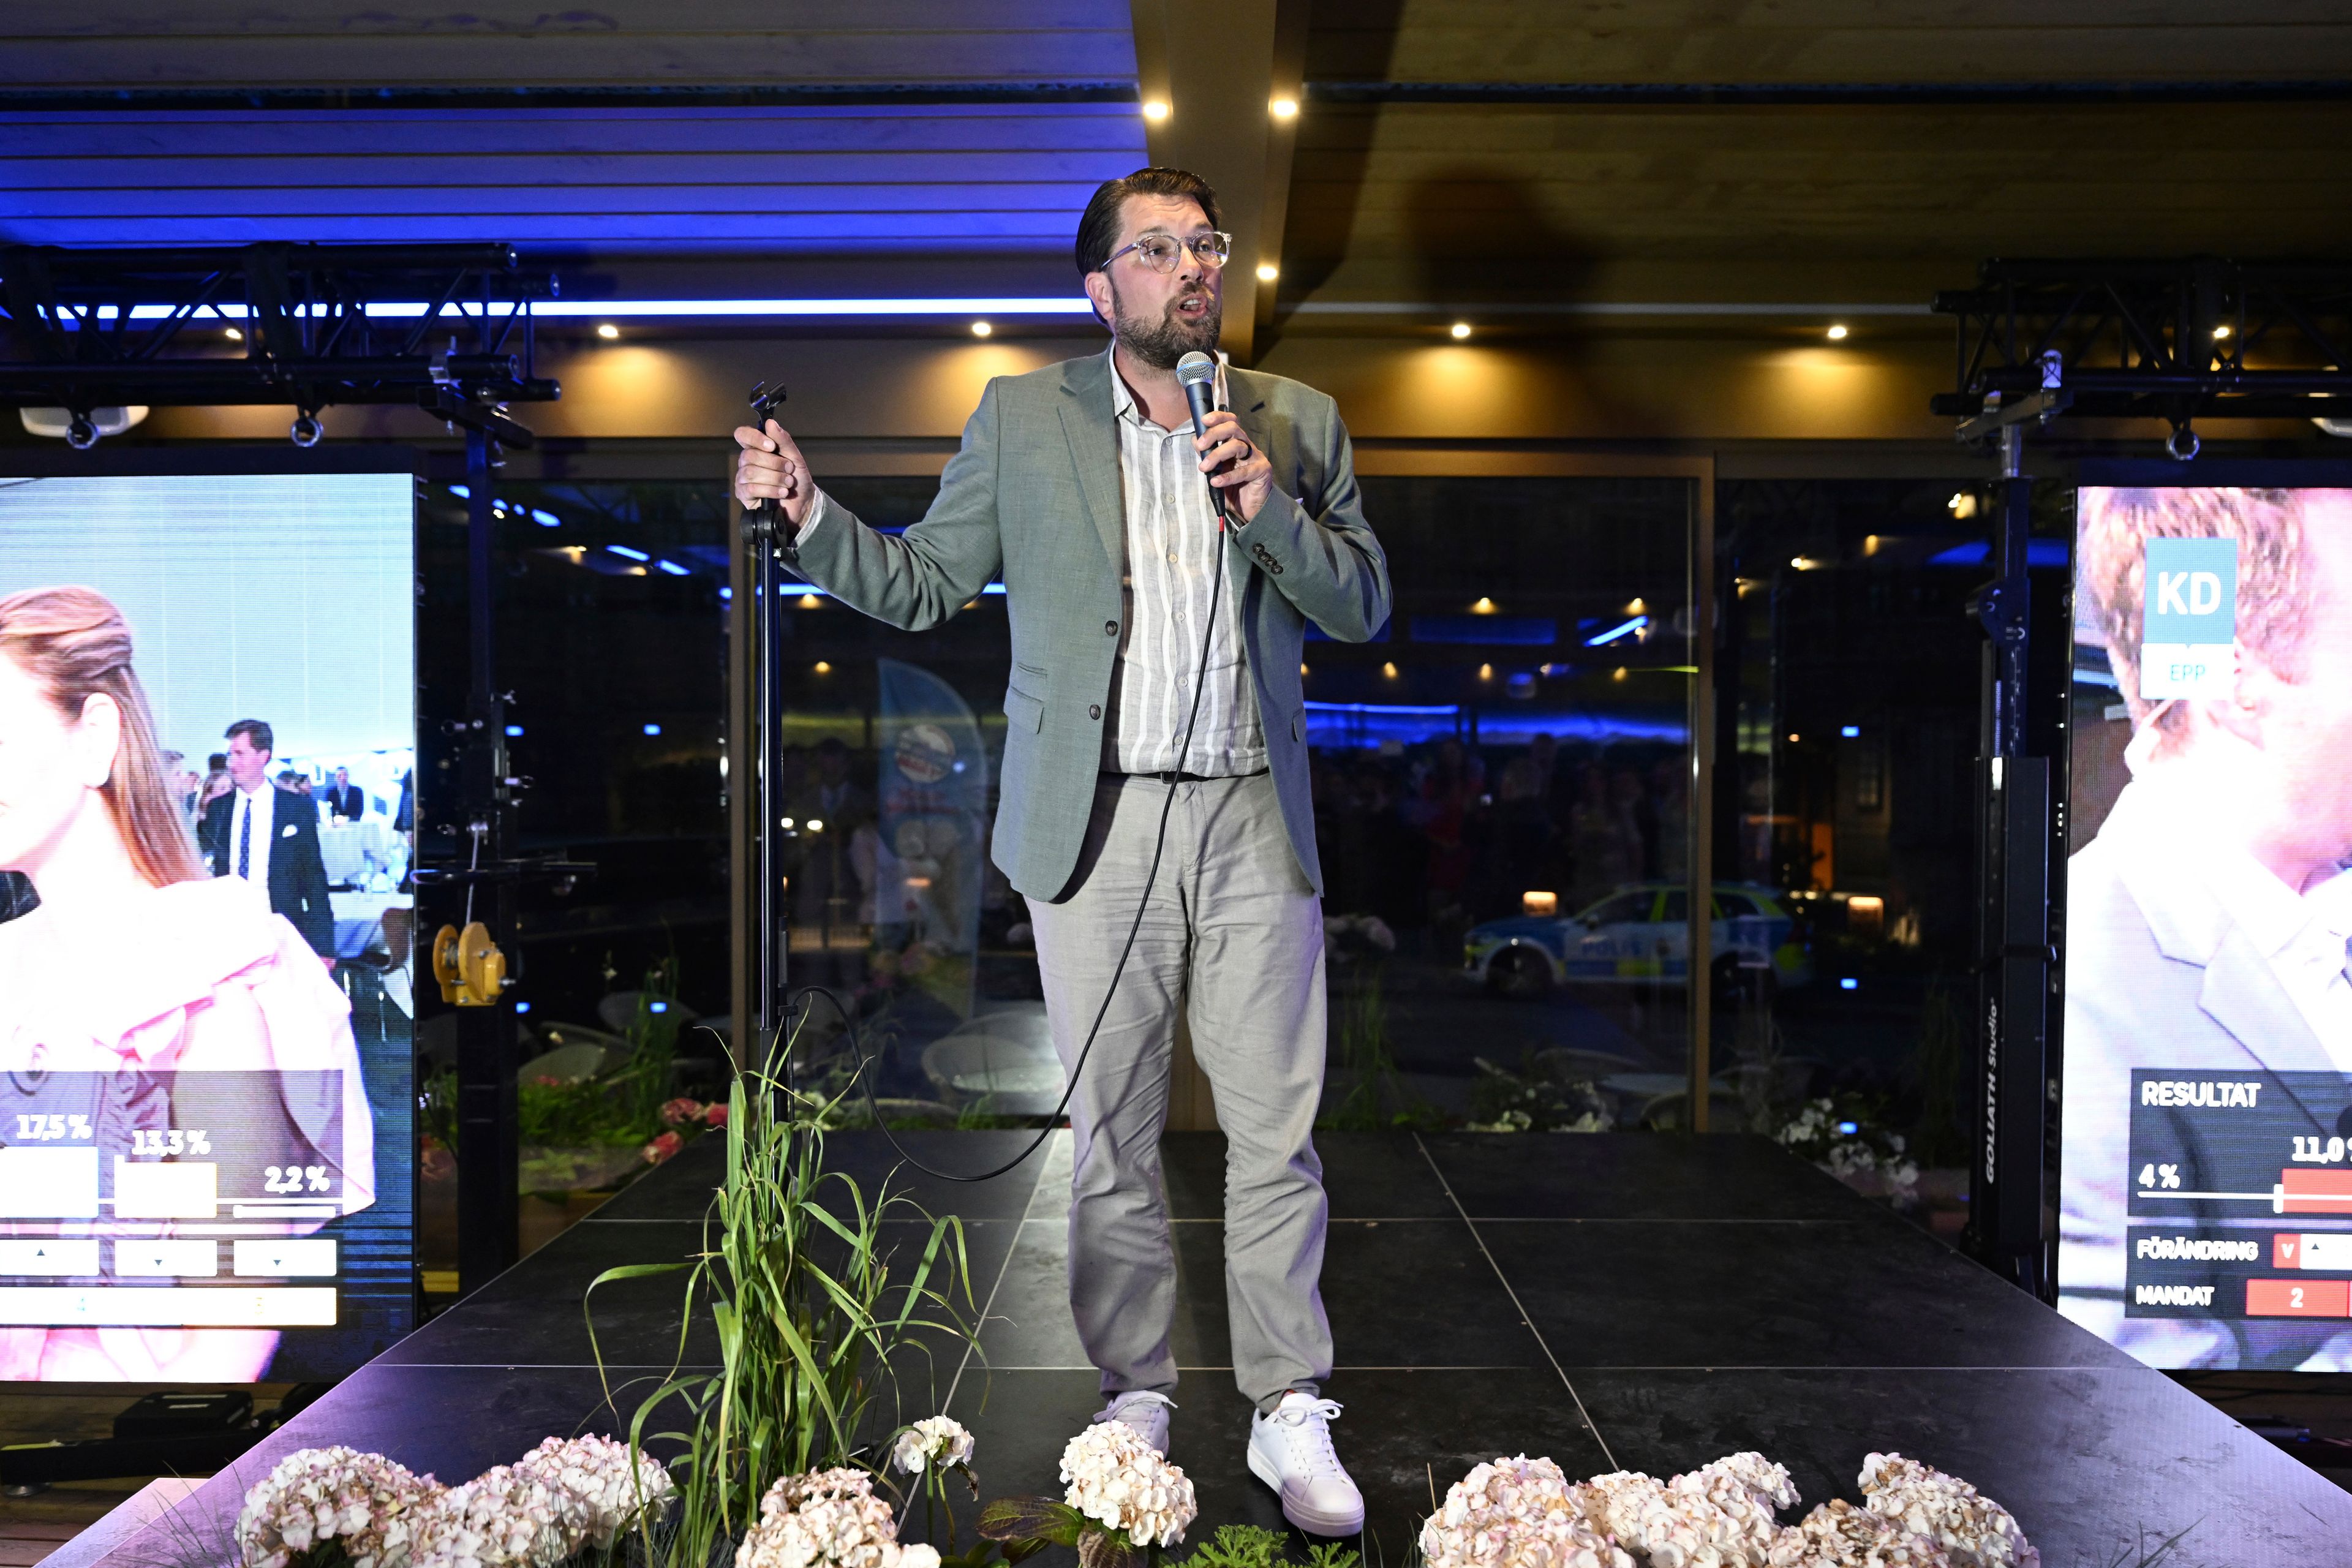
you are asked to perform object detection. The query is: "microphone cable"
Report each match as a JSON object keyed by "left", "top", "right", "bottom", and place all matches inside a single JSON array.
[{"left": 787, "top": 504, "right": 1231, "bottom": 1183}]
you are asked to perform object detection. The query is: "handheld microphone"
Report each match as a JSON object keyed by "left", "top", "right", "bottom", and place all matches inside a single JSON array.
[{"left": 1175, "top": 352, "right": 1226, "bottom": 524}]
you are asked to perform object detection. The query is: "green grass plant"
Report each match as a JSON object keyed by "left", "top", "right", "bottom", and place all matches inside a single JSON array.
[{"left": 586, "top": 1012, "right": 979, "bottom": 1568}]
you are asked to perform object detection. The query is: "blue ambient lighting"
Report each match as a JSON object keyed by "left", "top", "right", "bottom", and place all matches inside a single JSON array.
[
  {"left": 642, "top": 723, "right": 663, "bottom": 737},
  {"left": 656, "top": 559, "right": 690, "bottom": 576},
  {"left": 514, "top": 1002, "right": 532, "bottom": 1015},
  {"left": 1585, "top": 615, "right": 1648, "bottom": 647},
  {"left": 1836, "top": 1120, "right": 1859, "bottom": 1136},
  {"left": 504, "top": 725, "right": 524, "bottom": 737},
  {"left": 719, "top": 587, "right": 734, "bottom": 601},
  {"left": 66, "top": 298, "right": 1096, "bottom": 322},
  {"left": 650, "top": 1001, "right": 669, "bottom": 1014},
  {"left": 448, "top": 484, "right": 470, "bottom": 499},
  {"left": 607, "top": 545, "right": 649, "bottom": 562},
  {"left": 1840, "top": 978, "right": 1860, "bottom": 990},
  {"left": 531, "top": 508, "right": 560, "bottom": 528},
  {"left": 1841, "top": 725, "right": 1861, "bottom": 737}
]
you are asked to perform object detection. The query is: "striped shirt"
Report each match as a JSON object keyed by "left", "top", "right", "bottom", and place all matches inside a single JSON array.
[{"left": 1106, "top": 350, "right": 1265, "bottom": 777}]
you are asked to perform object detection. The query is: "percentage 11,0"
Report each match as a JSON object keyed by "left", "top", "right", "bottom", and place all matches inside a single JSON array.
[{"left": 2291, "top": 1136, "right": 2350, "bottom": 1164}]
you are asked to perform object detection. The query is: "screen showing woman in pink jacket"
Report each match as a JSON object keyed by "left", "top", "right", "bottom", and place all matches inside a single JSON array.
[{"left": 0, "top": 585, "right": 375, "bottom": 1382}]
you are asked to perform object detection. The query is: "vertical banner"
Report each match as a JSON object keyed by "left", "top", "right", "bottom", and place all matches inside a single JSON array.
[{"left": 874, "top": 658, "right": 989, "bottom": 1020}]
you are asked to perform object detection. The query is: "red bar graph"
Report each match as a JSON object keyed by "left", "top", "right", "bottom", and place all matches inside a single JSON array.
[
  {"left": 2247, "top": 1278, "right": 2351, "bottom": 1317},
  {"left": 2278, "top": 1170, "right": 2352, "bottom": 1214}
]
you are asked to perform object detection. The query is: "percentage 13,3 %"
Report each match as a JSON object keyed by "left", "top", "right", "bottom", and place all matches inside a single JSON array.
[{"left": 130, "top": 1128, "right": 211, "bottom": 1157}]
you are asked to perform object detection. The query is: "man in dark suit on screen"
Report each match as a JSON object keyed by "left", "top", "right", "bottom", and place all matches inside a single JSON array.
[
  {"left": 324, "top": 766, "right": 365, "bottom": 822},
  {"left": 199, "top": 718, "right": 337, "bottom": 959}
]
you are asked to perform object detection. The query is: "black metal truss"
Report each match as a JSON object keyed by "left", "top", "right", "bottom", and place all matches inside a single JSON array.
[
  {"left": 1931, "top": 257, "right": 2352, "bottom": 432},
  {"left": 0, "top": 242, "right": 559, "bottom": 445}
]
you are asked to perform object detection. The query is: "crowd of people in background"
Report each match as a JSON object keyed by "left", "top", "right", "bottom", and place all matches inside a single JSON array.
[{"left": 1311, "top": 733, "right": 1689, "bottom": 947}]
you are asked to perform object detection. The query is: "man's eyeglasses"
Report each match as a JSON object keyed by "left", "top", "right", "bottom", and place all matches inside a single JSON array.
[{"left": 1104, "top": 232, "right": 1232, "bottom": 274}]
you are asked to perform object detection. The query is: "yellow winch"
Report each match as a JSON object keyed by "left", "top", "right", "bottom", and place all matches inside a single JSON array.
[{"left": 430, "top": 921, "right": 508, "bottom": 1007}]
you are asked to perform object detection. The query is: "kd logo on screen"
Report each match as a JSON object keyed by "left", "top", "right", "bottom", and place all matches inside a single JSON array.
[{"left": 2141, "top": 536, "right": 2237, "bottom": 700}]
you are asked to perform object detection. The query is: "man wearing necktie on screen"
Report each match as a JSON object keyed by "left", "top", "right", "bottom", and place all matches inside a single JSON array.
[{"left": 199, "top": 718, "right": 336, "bottom": 960}]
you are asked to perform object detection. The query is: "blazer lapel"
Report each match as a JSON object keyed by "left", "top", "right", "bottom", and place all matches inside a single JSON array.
[{"left": 1058, "top": 354, "right": 1125, "bottom": 571}]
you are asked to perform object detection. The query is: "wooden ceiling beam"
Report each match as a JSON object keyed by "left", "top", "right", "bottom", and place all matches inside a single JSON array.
[{"left": 1129, "top": 0, "right": 1308, "bottom": 364}]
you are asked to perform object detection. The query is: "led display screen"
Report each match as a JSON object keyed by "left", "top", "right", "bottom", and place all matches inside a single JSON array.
[
  {"left": 2060, "top": 484, "right": 2352, "bottom": 1368},
  {"left": 0, "top": 469, "right": 415, "bottom": 1381}
]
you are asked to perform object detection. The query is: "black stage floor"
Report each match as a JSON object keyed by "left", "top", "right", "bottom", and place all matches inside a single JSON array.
[{"left": 56, "top": 1132, "right": 2352, "bottom": 1567}]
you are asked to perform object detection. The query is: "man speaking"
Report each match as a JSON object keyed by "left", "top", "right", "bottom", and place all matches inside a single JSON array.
[{"left": 735, "top": 167, "right": 1388, "bottom": 1534}]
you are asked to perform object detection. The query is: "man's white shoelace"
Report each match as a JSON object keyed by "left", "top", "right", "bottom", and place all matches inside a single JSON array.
[
  {"left": 1096, "top": 1391, "right": 1176, "bottom": 1425},
  {"left": 1265, "top": 1397, "right": 1345, "bottom": 1473}
]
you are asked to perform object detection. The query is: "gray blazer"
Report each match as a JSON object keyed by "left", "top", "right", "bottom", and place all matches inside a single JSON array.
[
  {"left": 2057, "top": 781, "right": 2352, "bottom": 1368},
  {"left": 791, "top": 351, "right": 1390, "bottom": 901}
]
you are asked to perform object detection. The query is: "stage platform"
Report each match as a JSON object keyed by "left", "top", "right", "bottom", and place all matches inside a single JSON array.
[{"left": 52, "top": 1131, "right": 2352, "bottom": 1567}]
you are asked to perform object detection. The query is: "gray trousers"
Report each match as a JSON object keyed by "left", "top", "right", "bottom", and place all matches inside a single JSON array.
[{"left": 1028, "top": 771, "right": 1333, "bottom": 1409}]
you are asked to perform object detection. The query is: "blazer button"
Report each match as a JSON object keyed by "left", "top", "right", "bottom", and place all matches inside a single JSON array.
[
  {"left": 1105, "top": 620, "right": 1118, "bottom": 636},
  {"left": 1089, "top": 704, "right": 1102, "bottom": 720}
]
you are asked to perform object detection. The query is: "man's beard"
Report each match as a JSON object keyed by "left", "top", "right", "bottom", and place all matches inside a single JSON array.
[{"left": 1110, "top": 277, "right": 1221, "bottom": 369}]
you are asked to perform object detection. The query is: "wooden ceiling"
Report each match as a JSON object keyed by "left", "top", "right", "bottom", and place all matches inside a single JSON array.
[{"left": 1, "top": 1, "right": 2347, "bottom": 338}]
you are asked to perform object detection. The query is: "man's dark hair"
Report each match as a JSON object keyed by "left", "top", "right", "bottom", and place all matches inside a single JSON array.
[
  {"left": 225, "top": 718, "right": 274, "bottom": 756},
  {"left": 1074, "top": 167, "right": 1221, "bottom": 277}
]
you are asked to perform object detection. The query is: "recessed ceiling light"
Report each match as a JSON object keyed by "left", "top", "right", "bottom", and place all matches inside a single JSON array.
[
  {"left": 1270, "top": 97, "right": 1298, "bottom": 119},
  {"left": 2212, "top": 323, "right": 2232, "bottom": 339},
  {"left": 596, "top": 323, "right": 619, "bottom": 339},
  {"left": 971, "top": 320, "right": 992, "bottom": 337},
  {"left": 1256, "top": 263, "right": 1280, "bottom": 283},
  {"left": 1826, "top": 323, "right": 1849, "bottom": 341},
  {"left": 1142, "top": 100, "right": 1170, "bottom": 121},
  {"left": 224, "top": 326, "right": 243, "bottom": 342},
  {"left": 1450, "top": 322, "right": 1472, "bottom": 339}
]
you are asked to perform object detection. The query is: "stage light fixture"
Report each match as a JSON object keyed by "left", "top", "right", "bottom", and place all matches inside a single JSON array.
[
  {"left": 642, "top": 723, "right": 662, "bottom": 736},
  {"left": 2212, "top": 324, "right": 2232, "bottom": 339},
  {"left": 971, "top": 320, "right": 992, "bottom": 337},
  {"left": 505, "top": 725, "right": 524, "bottom": 737},
  {"left": 1471, "top": 596, "right": 1496, "bottom": 613},
  {"left": 655, "top": 559, "right": 689, "bottom": 576},
  {"left": 814, "top": 660, "right": 832, "bottom": 674},
  {"left": 1381, "top": 662, "right": 1398, "bottom": 678},
  {"left": 530, "top": 508, "right": 559, "bottom": 527},
  {"left": 607, "top": 545, "right": 649, "bottom": 561},
  {"left": 224, "top": 326, "right": 243, "bottom": 342},
  {"left": 1613, "top": 666, "right": 1627, "bottom": 682},
  {"left": 798, "top": 593, "right": 821, "bottom": 609},
  {"left": 1841, "top": 725, "right": 1861, "bottom": 737},
  {"left": 1270, "top": 97, "right": 1298, "bottom": 119},
  {"left": 1256, "top": 263, "right": 1280, "bottom": 283},
  {"left": 1450, "top": 322, "right": 1472, "bottom": 339},
  {"left": 1479, "top": 663, "right": 1493, "bottom": 680},
  {"left": 1142, "top": 100, "right": 1170, "bottom": 121},
  {"left": 1826, "top": 323, "right": 1849, "bottom": 341},
  {"left": 596, "top": 323, "right": 619, "bottom": 339}
]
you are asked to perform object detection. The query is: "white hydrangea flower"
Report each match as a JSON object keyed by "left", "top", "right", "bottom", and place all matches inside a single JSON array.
[
  {"left": 734, "top": 1468, "right": 940, "bottom": 1568},
  {"left": 1856, "top": 1457, "right": 2037, "bottom": 1568},
  {"left": 1057, "top": 1420, "right": 1198, "bottom": 1548},
  {"left": 1678, "top": 1453, "right": 1800, "bottom": 1514},
  {"left": 892, "top": 1417, "right": 976, "bottom": 1475},
  {"left": 236, "top": 1446, "right": 444, "bottom": 1568},
  {"left": 411, "top": 1464, "right": 573, "bottom": 1568},
  {"left": 510, "top": 1435, "right": 675, "bottom": 1547},
  {"left": 1419, "top": 1456, "right": 1632, "bottom": 1568},
  {"left": 1770, "top": 1500, "right": 1951, "bottom": 1568}
]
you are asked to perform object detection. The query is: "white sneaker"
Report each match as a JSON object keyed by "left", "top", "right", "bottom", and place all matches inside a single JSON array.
[
  {"left": 1091, "top": 1390, "right": 1175, "bottom": 1455},
  {"left": 1247, "top": 1392, "right": 1365, "bottom": 1537}
]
